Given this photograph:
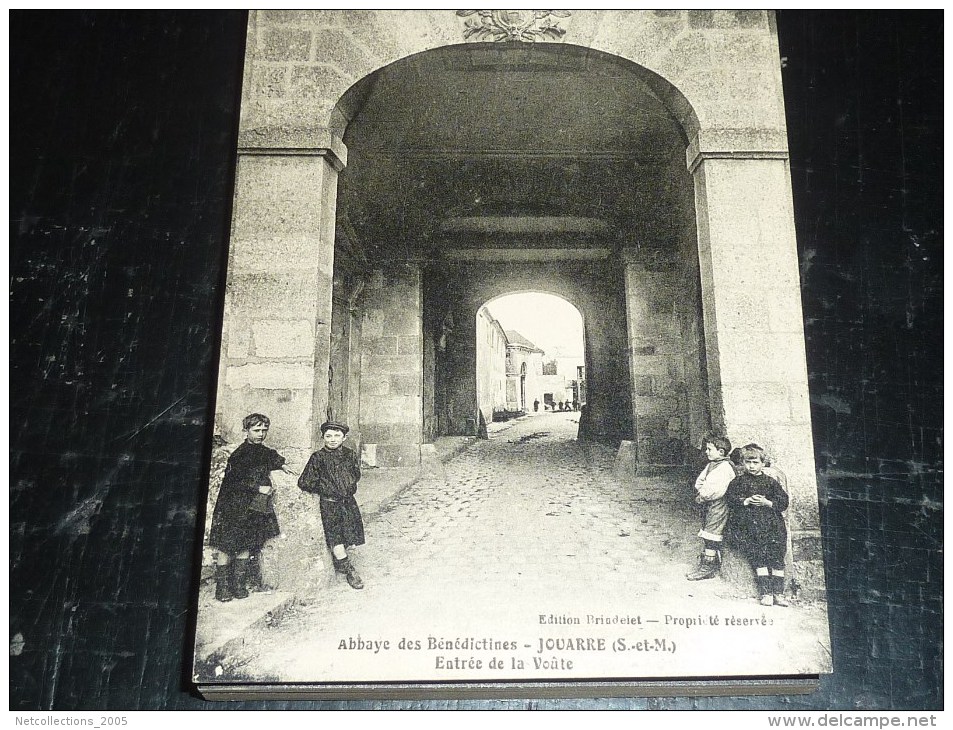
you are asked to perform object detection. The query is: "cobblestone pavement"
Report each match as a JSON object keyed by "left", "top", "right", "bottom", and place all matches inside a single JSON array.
[{"left": 210, "top": 411, "right": 831, "bottom": 685}]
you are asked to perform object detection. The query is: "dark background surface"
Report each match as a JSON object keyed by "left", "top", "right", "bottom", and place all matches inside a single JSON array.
[{"left": 10, "top": 11, "right": 942, "bottom": 710}]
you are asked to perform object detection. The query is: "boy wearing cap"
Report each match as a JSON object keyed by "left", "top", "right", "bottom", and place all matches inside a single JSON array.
[{"left": 297, "top": 421, "right": 366, "bottom": 589}]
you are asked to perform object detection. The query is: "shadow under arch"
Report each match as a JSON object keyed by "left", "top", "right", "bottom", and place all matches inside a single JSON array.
[
  {"left": 328, "top": 35, "right": 709, "bottom": 459},
  {"left": 329, "top": 41, "right": 700, "bottom": 146}
]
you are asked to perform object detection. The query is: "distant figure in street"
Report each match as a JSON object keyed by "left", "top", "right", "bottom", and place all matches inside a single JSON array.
[
  {"left": 725, "top": 443, "right": 790, "bottom": 607},
  {"left": 298, "top": 421, "right": 366, "bottom": 589},
  {"left": 686, "top": 433, "right": 735, "bottom": 582},
  {"left": 209, "top": 413, "right": 296, "bottom": 602},
  {"left": 533, "top": 399, "right": 539, "bottom": 412},
  {"left": 572, "top": 399, "right": 579, "bottom": 411},
  {"left": 558, "top": 401, "right": 564, "bottom": 411}
]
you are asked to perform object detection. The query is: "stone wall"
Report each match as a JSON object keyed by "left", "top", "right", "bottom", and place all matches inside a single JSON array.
[
  {"left": 475, "top": 306, "right": 507, "bottom": 426},
  {"left": 328, "top": 260, "right": 364, "bottom": 448},
  {"left": 692, "top": 156, "right": 822, "bottom": 577},
  {"left": 358, "top": 265, "right": 424, "bottom": 467},
  {"left": 216, "top": 153, "right": 339, "bottom": 456},
  {"left": 239, "top": 10, "right": 787, "bottom": 150},
  {"left": 504, "top": 345, "right": 541, "bottom": 412},
  {"left": 623, "top": 254, "right": 689, "bottom": 465},
  {"left": 225, "top": 8, "right": 806, "bottom": 467}
]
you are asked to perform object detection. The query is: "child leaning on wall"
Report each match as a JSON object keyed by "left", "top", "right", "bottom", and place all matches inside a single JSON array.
[
  {"left": 686, "top": 433, "right": 736, "bottom": 581},
  {"left": 208, "top": 413, "right": 297, "bottom": 602},
  {"left": 297, "top": 421, "right": 366, "bottom": 590},
  {"left": 725, "top": 443, "right": 791, "bottom": 607}
]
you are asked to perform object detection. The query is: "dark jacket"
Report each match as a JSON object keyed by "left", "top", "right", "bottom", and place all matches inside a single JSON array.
[
  {"left": 208, "top": 441, "right": 283, "bottom": 554},
  {"left": 725, "top": 472, "right": 788, "bottom": 567},
  {"left": 298, "top": 446, "right": 365, "bottom": 548}
]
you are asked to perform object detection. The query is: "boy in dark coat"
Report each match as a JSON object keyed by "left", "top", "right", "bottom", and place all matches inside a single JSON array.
[
  {"left": 209, "top": 413, "right": 296, "bottom": 602},
  {"left": 725, "top": 443, "right": 790, "bottom": 606},
  {"left": 297, "top": 421, "right": 366, "bottom": 589}
]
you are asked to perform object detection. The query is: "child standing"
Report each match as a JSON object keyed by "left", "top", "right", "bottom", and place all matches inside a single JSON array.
[
  {"left": 686, "top": 433, "right": 736, "bottom": 581},
  {"left": 297, "top": 421, "right": 366, "bottom": 589},
  {"left": 725, "top": 443, "right": 790, "bottom": 606},
  {"left": 208, "top": 413, "right": 296, "bottom": 602}
]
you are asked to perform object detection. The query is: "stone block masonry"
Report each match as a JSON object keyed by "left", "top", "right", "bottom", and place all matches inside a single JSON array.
[
  {"left": 359, "top": 265, "right": 424, "bottom": 467},
  {"left": 217, "top": 151, "right": 341, "bottom": 451}
]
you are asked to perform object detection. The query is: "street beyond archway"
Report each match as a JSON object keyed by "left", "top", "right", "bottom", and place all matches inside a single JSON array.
[{"left": 207, "top": 411, "right": 830, "bottom": 684}]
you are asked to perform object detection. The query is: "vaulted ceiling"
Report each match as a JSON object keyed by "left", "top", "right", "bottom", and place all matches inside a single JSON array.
[{"left": 336, "top": 43, "right": 697, "bottom": 265}]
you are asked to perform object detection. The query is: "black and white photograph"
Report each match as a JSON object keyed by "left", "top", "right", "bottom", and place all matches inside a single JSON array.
[
  {"left": 10, "top": 9, "right": 941, "bottom": 712},
  {"left": 192, "top": 9, "right": 835, "bottom": 698}
]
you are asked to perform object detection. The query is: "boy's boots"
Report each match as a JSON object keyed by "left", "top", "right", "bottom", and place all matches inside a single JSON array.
[
  {"left": 686, "top": 552, "right": 720, "bottom": 581},
  {"left": 230, "top": 558, "right": 250, "bottom": 599},
  {"left": 333, "top": 556, "right": 364, "bottom": 590},
  {"left": 214, "top": 564, "right": 233, "bottom": 602},
  {"left": 246, "top": 552, "right": 273, "bottom": 593},
  {"left": 772, "top": 574, "right": 790, "bottom": 606},
  {"left": 757, "top": 575, "right": 774, "bottom": 606}
]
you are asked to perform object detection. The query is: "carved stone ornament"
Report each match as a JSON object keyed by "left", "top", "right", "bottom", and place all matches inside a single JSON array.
[{"left": 457, "top": 10, "right": 571, "bottom": 42}]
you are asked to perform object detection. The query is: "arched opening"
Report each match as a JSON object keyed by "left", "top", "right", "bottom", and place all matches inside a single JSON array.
[
  {"left": 329, "top": 41, "right": 707, "bottom": 466},
  {"left": 477, "top": 291, "right": 586, "bottom": 433}
]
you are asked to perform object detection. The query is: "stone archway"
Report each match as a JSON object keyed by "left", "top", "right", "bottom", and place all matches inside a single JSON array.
[
  {"left": 425, "top": 263, "right": 636, "bottom": 446},
  {"left": 215, "top": 10, "right": 824, "bottom": 593},
  {"left": 330, "top": 39, "right": 708, "bottom": 458},
  {"left": 477, "top": 291, "right": 586, "bottom": 428}
]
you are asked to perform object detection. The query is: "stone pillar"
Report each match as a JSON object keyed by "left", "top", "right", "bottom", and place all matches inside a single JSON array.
[
  {"left": 447, "top": 308, "right": 478, "bottom": 436},
  {"left": 621, "top": 250, "right": 687, "bottom": 468},
  {"left": 690, "top": 148, "right": 824, "bottom": 595},
  {"left": 214, "top": 136, "right": 346, "bottom": 593},
  {"left": 359, "top": 264, "right": 424, "bottom": 467},
  {"left": 217, "top": 142, "right": 345, "bottom": 455},
  {"left": 576, "top": 273, "right": 632, "bottom": 444}
]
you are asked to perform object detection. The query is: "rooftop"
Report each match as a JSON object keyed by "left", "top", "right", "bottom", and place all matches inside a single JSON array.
[{"left": 504, "top": 330, "right": 544, "bottom": 353}]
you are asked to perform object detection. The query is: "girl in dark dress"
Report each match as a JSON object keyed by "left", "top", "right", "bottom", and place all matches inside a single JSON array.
[
  {"left": 725, "top": 443, "right": 790, "bottom": 607},
  {"left": 297, "top": 421, "right": 366, "bottom": 589},
  {"left": 209, "top": 413, "right": 295, "bottom": 601}
]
